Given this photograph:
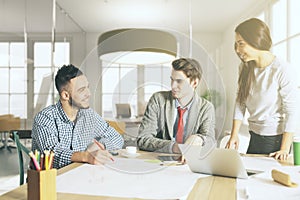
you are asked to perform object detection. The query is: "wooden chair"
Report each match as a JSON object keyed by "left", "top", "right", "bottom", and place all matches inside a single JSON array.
[
  {"left": 106, "top": 120, "right": 126, "bottom": 134},
  {"left": 9, "top": 130, "right": 32, "bottom": 185}
]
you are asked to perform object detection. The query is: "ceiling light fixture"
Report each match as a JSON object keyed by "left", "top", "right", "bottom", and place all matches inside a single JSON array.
[{"left": 97, "top": 29, "right": 177, "bottom": 65}]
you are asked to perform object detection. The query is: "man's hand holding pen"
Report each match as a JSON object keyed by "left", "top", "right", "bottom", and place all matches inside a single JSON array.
[{"left": 86, "top": 139, "right": 114, "bottom": 165}]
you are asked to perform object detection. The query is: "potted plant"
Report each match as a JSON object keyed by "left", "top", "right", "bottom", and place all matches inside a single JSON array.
[{"left": 201, "top": 89, "right": 222, "bottom": 109}]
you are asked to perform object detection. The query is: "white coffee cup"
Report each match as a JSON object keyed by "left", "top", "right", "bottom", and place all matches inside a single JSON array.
[{"left": 126, "top": 146, "right": 137, "bottom": 155}]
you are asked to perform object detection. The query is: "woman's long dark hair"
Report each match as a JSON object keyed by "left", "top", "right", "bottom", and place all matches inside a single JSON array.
[{"left": 235, "top": 18, "right": 272, "bottom": 104}]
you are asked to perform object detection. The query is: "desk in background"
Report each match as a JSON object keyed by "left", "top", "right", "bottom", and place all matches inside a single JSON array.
[
  {"left": 105, "top": 117, "right": 143, "bottom": 147},
  {"left": 0, "top": 115, "right": 20, "bottom": 150}
]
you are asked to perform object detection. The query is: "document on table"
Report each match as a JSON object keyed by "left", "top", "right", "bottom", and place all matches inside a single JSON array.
[
  {"left": 237, "top": 165, "right": 300, "bottom": 200},
  {"left": 57, "top": 157, "right": 207, "bottom": 199},
  {"left": 241, "top": 156, "right": 281, "bottom": 172}
]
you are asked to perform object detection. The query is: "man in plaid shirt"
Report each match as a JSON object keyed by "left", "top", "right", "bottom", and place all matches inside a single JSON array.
[{"left": 32, "top": 64, "right": 124, "bottom": 169}]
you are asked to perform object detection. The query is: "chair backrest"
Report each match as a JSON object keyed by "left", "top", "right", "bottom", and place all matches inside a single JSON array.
[
  {"left": 115, "top": 103, "right": 131, "bottom": 118},
  {"left": 107, "top": 120, "right": 126, "bottom": 134},
  {"left": 9, "top": 130, "right": 32, "bottom": 185}
]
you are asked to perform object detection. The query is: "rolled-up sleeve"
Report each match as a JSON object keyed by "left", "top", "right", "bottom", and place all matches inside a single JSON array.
[{"left": 93, "top": 113, "right": 124, "bottom": 150}]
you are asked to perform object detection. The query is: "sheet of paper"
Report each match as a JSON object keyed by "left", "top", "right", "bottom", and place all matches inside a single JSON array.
[
  {"left": 241, "top": 156, "right": 281, "bottom": 172},
  {"left": 237, "top": 166, "right": 300, "bottom": 200},
  {"left": 57, "top": 158, "right": 207, "bottom": 199},
  {"left": 105, "top": 157, "right": 164, "bottom": 174}
]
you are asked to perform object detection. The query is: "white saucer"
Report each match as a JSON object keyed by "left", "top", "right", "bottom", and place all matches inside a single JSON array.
[{"left": 120, "top": 150, "right": 140, "bottom": 158}]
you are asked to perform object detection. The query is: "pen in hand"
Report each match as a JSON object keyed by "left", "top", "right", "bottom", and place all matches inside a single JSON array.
[{"left": 93, "top": 139, "right": 114, "bottom": 162}]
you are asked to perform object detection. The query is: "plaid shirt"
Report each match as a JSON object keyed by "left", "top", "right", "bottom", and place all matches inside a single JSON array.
[{"left": 32, "top": 101, "right": 124, "bottom": 169}]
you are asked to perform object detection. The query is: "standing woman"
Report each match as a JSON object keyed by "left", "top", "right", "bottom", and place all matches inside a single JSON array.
[{"left": 225, "top": 18, "right": 297, "bottom": 160}]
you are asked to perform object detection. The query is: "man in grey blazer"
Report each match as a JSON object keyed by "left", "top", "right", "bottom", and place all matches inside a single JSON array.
[{"left": 137, "top": 58, "right": 216, "bottom": 153}]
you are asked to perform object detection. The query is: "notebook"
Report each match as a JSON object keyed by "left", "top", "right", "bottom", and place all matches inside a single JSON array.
[{"left": 179, "top": 145, "right": 257, "bottom": 179}]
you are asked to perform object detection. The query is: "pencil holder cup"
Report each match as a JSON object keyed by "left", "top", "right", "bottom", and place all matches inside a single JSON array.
[{"left": 27, "top": 169, "right": 57, "bottom": 200}]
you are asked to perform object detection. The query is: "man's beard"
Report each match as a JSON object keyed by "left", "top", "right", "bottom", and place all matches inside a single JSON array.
[{"left": 68, "top": 97, "right": 89, "bottom": 109}]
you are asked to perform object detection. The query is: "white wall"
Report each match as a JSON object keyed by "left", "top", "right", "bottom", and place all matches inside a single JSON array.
[
  {"left": 193, "top": 32, "right": 223, "bottom": 54},
  {"left": 69, "top": 33, "right": 87, "bottom": 67},
  {"left": 218, "top": 25, "right": 240, "bottom": 134},
  {"left": 83, "top": 33, "right": 103, "bottom": 114}
]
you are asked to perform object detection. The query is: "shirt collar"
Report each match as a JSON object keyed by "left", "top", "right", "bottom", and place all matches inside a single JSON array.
[
  {"left": 56, "top": 100, "right": 70, "bottom": 123},
  {"left": 56, "top": 100, "right": 87, "bottom": 123},
  {"left": 174, "top": 95, "right": 194, "bottom": 110}
]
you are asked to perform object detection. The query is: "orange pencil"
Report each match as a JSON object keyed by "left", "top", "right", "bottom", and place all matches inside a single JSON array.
[{"left": 48, "top": 152, "right": 55, "bottom": 169}]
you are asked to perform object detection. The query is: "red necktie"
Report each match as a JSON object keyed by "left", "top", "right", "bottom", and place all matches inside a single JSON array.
[{"left": 176, "top": 107, "right": 187, "bottom": 144}]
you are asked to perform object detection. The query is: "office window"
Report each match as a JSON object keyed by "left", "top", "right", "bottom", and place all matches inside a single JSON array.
[
  {"left": 272, "top": 42, "right": 287, "bottom": 61},
  {"left": 33, "top": 42, "right": 70, "bottom": 114},
  {"left": 102, "top": 62, "right": 137, "bottom": 117},
  {"left": 290, "top": 37, "right": 300, "bottom": 86},
  {"left": 0, "top": 42, "right": 27, "bottom": 118},
  {"left": 101, "top": 61, "right": 172, "bottom": 117},
  {"left": 144, "top": 63, "right": 171, "bottom": 100},
  {"left": 288, "top": 0, "right": 300, "bottom": 87},
  {"left": 270, "top": 0, "right": 300, "bottom": 88},
  {"left": 289, "top": 0, "right": 300, "bottom": 36},
  {"left": 271, "top": 0, "right": 287, "bottom": 44},
  {"left": 0, "top": 41, "right": 70, "bottom": 119}
]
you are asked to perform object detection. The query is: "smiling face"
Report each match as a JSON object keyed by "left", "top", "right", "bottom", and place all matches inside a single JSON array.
[
  {"left": 234, "top": 33, "right": 258, "bottom": 63},
  {"left": 170, "top": 69, "right": 198, "bottom": 101},
  {"left": 67, "top": 75, "right": 91, "bottom": 109}
]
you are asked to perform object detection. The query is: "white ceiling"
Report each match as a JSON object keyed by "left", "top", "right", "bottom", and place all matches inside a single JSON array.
[{"left": 0, "top": 0, "right": 262, "bottom": 34}]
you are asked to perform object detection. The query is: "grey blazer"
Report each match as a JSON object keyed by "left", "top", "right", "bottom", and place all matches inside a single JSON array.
[{"left": 137, "top": 91, "right": 216, "bottom": 153}]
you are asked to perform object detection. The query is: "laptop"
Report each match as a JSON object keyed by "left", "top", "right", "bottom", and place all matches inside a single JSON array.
[{"left": 179, "top": 145, "right": 255, "bottom": 179}]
